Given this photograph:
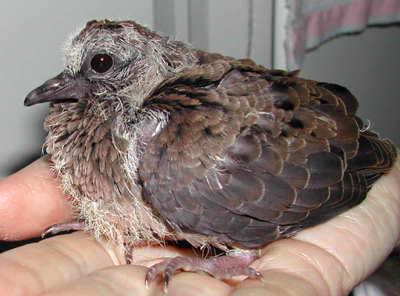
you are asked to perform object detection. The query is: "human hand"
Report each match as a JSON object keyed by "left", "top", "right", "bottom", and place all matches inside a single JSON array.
[{"left": 0, "top": 155, "right": 399, "bottom": 296}]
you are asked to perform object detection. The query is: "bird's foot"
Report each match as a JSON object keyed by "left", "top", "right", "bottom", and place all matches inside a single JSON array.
[
  {"left": 145, "top": 249, "right": 264, "bottom": 293},
  {"left": 41, "top": 221, "right": 86, "bottom": 238}
]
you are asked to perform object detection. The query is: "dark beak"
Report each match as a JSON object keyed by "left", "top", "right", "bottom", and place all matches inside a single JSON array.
[{"left": 24, "top": 72, "right": 87, "bottom": 107}]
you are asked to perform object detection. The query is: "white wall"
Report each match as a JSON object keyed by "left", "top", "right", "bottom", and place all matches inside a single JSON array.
[
  {"left": 154, "top": 0, "right": 273, "bottom": 66},
  {"left": 299, "top": 25, "right": 400, "bottom": 147}
]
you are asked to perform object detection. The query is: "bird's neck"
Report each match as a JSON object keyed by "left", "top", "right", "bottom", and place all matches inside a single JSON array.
[
  {"left": 44, "top": 99, "right": 130, "bottom": 199},
  {"left": 43, "top": 99, "right": 174, "bottom": 247}
]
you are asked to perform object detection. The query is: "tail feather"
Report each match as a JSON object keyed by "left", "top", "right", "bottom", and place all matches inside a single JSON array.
[
  {"left": 301, "top": 129, "right": 397, "bottom": 229},
  {"left": 346, "top": 131, "right": 397, "bottom": 187}
]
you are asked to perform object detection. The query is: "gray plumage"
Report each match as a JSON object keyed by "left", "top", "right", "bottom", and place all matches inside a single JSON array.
[{"left": 25, "top": 20, "right": 397, "bottom": 282}]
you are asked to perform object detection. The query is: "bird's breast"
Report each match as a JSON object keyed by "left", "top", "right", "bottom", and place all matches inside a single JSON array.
[
  {"left": 44, "top": 100, "right": 133, "bottom": 203},
  {"left": 43, "top": 99, "right": 175, "bottom": 247}
]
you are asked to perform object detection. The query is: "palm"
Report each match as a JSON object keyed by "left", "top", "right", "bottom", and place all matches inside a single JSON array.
[{"left": 0, "top": 156, "right": 399, "bottom": 295}]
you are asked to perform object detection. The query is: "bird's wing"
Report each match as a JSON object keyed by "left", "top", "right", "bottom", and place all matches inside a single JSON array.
[{"left": 139, "top": 58, "right": 397, "bottom": 248}]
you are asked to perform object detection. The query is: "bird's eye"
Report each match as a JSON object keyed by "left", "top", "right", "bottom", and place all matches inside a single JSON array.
[{"left": 90, "top": 53, "right": 113, "bottom": 73}]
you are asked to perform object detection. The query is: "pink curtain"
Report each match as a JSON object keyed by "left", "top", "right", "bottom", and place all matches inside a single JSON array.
[{"left": 285, "top": 0, "right": 400, "bottom": 70}]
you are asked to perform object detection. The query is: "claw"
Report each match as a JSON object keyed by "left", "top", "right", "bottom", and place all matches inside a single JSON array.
[
  {"left": 145, "top": 260, "right": 169, "bottom": 290},
  {"left": 163, "top": 278, "right": 169, "bottom": 294},
  {"left": 41, "top": 221, "right": 85, "bottom": 238},
  {"left": 248, "top": 268, "right": 265, "bottom": 282},
  {"left": 145, "top": 261, "right": 177, "bottom": 293},
  {"left": 145, "top": 249, "right": 263, "bottom": 293},
  {"left": 125, "top": 251, "right": 133, "bottom": 265},
  {"left": 145, "top": 267, "right": 155, "bottom": 289},
  {"left": 41, "top": 225, "right": 57, "bottom": 238}
]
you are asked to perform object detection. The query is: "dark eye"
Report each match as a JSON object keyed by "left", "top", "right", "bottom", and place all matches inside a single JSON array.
[{"left": 90, "top": 53, "right": 113, "bottom": 73}]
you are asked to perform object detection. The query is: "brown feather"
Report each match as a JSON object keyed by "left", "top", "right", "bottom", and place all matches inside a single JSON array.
[{"left": 24, "top": 20, "right": 396, "bottom": 253}]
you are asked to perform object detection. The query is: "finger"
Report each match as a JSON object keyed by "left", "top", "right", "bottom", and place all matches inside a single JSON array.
[
  {"left": 251, "top": 239, "right": 346, "bottom": 295},
  {"left": 0, "top": 230, "right": 232, "bottom": 296},
  {"left": 0, "top": 155, "right": 73, "bottom": 240},
  {"left": 251, "top": 157, "right": 400, "bottom": 295},
  {"left": 232, "top": 265, "right": 323, "bottom": 296},
  {"left": 0, "top": 232, "right": 114, "bottom": 296},
  {"left": 294, "top": 156, "right": 400, "bottom": 284},
  {"left": 44, "top": 265, "right": 232, "bottom": 296}
]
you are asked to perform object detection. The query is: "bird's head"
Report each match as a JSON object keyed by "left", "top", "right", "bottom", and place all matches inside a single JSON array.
[{"left": 24, "top": 20, "right": 197, "bottom": 107}]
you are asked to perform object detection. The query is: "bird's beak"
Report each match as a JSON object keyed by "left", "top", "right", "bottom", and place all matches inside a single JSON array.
[{"left": 24, "top": 72, "right": 87, "bottom": 106}]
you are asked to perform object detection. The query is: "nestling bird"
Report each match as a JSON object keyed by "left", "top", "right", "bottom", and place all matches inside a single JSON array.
[{"left": 25, "top": 20, "right": 397, "bottom": 289}]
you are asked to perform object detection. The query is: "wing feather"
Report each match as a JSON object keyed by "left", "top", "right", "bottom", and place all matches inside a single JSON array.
[{"left": 139, "top": 55, "right": 397, "bottom": 248}]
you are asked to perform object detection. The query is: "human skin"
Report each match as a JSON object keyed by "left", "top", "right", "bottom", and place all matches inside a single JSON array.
[{"left": 0, "top": 155, "right": 399, "bottom": 296}]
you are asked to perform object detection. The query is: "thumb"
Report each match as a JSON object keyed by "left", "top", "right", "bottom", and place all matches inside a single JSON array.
[{"left": 0, "top": 155, "right": 73, "bottom": 240}]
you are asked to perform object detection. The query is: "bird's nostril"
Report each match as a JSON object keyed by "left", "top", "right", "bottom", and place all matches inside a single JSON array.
[
  {"left": 24, "top": 71, "right": 83, "bottom": 106},
  {"left": 43, "top": 79, "right": 61, "bottom": 91}
]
